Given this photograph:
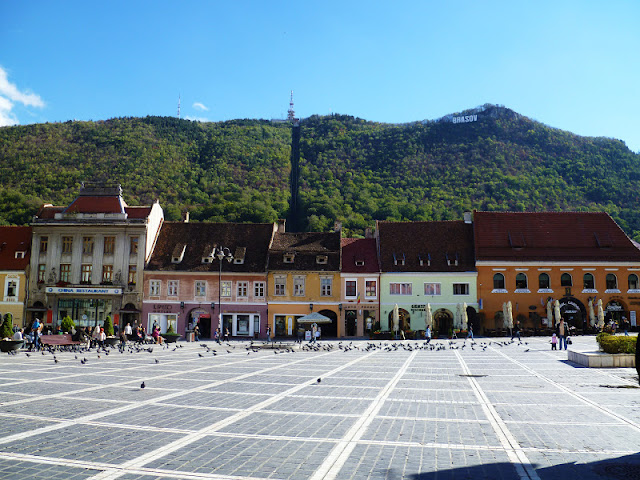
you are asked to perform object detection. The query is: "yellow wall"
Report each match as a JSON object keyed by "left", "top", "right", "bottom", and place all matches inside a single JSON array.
[{"left": 0, "top": 271, "right": 27, "bottom": 327}]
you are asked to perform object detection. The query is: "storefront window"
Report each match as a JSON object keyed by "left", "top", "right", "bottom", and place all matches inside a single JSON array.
[
  {"left": 237, "top": 314, "right": 250, "bottom": 335},
  {"left": 58, "top": 298, "right": 113, "bottom": 327},
  {"left": 148, "top": 313, "right": 177, "bottom": 333}
]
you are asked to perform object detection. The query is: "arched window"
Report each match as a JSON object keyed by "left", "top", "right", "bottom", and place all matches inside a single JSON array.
[
  {"left": 538, "top": 273, "right": 550, "bottom": 289},
  {"left": 628, "top": 274, "right": 639, "bottom": 290},
  {"left": 583, "top": 273, "right": 595, "bottom": 289},
  {"left": 515, "top": 273, "right": 528, "bottom": 289},
  {"left": 493, "top": 273, "right": 505, "bottom": 289},
  {"left": 606, "top": 274, "right": 618, "bottom": 290},
  {"left": 560, "top": 273, "right": 573, "bottom": 287}
]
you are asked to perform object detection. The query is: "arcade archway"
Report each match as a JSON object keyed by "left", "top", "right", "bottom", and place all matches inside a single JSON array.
[
  {"left": 433, "top": 309, "right": 453, "bottom": 337},
  {"left": 387, "top": 308, "right": 411, "bottom": 332}
]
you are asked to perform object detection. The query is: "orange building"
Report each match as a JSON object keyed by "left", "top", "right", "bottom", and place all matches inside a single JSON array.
[{"left": 474, "top": 211, "right": 640, "bottom": 333}]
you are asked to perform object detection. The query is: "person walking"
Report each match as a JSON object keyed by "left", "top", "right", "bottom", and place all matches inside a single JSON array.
[
  {"left": 311, "top": 323, "right": 318, "bottom": 344},
  {"left": 265, "top": 326, "right": 271, "bottom": 343},
  {"left": 194, "top": 323, "right": 200, "bottom": 342},
  {"left": 467, "top": 323, "right": 474, "bottom": 340},
  {"left": 425, "top": 325, "right": 432, "bottom": 344},
  {"left": 551, "top": 333, "right": 558, "bottom": 350},
  {"left": 557, "top": 318, "right": 568, "bottom": 350},
  {"left": 31, "top": 318, "right": 41, "bottom": 351},
  {"left": 512, "top": 320, "right": 520, "bottom": 341}
]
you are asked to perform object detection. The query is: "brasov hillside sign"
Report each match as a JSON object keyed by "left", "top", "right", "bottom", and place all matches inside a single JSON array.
[{"left": 452, "top": 114, "right": 478, "bottom": 124}]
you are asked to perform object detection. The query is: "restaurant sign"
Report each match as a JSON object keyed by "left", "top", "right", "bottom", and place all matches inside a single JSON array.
[{"left": 46, "top": 286, "right": 123, "bottom": 295}]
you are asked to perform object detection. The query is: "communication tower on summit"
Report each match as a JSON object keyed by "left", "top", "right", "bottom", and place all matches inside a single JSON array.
[
  {"left": 287, "top": 91, "right": 296, "bottom": 122},
  {"left": 177, "top": 95, "right": 181, "bottom": 119}
]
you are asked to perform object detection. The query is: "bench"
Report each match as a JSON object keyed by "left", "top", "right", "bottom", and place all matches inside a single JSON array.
[{"left": 40, "top": 334, "right": 84, "bottom": 350}]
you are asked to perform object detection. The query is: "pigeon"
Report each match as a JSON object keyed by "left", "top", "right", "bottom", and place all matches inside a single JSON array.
[
  {"left": 155, "top": 359, "right": 159, "bottom": 364},
  {"left": 140, "top": 382, "right": 145, "bottom": 389},
  {"left": 198, "top": 353, "right": 203, "bottom": 357},
  {"left": 317, "top": 378, "right": 321, "bottom": 383}
]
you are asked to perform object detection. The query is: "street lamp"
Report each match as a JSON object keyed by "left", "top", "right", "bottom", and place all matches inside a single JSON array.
[{"left": 216, "top": 246, "right": 233, "bottom": 335}]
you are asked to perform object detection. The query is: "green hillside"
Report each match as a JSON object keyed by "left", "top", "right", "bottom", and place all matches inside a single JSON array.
[{"left": 1, "top": 105, "right": 640, "bottom": 239}]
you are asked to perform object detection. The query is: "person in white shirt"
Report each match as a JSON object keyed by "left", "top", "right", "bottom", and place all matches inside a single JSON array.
[{"left": 13, "top": 328, "right": 23, "bottom": 341}]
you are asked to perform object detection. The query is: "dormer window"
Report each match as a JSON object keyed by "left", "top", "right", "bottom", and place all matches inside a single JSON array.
[
  {"left": 446, "top": 253, "right": 459, "bottom": 266},
  {"left": 201, "top": 256, "right": 213, "bottom": 264},
  {"left": 355, "top": 259, "right": 365, "bottom": 267},
  {"left": 283, "top": 253, "right": 295, "bottom": 263},
  {"left": 393, "top": 252, "right": 405, "bottom": 266},
  {"left": 316, "top": 255, "right": 328, "bottom": 265},
  {"left": 418, "top": 254, "right": 431, "bottom": 267},
  {"left": 171, "top": 244, "right": 186, "bottom": 264},
  {"left": 233, "top": 247, "right": 246, "bottom": 265},
  {"left": 15, "top": 251, "right": 26, "bottom": 259}
]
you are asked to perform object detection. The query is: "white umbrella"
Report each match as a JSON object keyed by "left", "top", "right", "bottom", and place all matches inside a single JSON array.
[
  {"left": 588, "top": 300, "right": 596, "bottom": 327},
  {"left": 392, "top": 304, "right": 400, "bottom": 333},
  {"left": 506, "top": 301, "right": 514, "bottom": 330},
  {"left": 597, "top": 299, "right": 605, "bottom": 330},
  {"left": 546, "top": 300, "right": 553, "bottom": 327},
  {"left": 462, "top": 302, "right": 468, "bottom": 330},
  {"left": 425, "top": 303, "right": 432, "bottom": 330},
  {"left": 502, "top": 302, "right": 508, "bottom": 329},
  {"left": 554, "top": 300, "right": 561, "bottom": 327}
]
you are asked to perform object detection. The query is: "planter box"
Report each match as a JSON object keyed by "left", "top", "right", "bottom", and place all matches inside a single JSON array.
[
  {"left": 568, "top": 350, "right": 636, "bottom": 368},
  {"left": 104, "top": 337, "right": 119, "bottom": 347},
  {"left": 163, "top": 334, "right": 181, "bottom": 343},
  {"left": 0, "top": 339, "right": 24, "bottom": 352}
]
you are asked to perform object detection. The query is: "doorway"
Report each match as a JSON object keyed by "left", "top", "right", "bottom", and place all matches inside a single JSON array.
[
  {"left": 345, "top": 310, "right": 357, "bottom": 336},
  {"left": 433, "top": 309, "right": 453, "bottom": 337}
]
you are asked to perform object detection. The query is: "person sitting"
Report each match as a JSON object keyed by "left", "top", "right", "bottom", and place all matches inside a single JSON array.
[
  {"left": 13, "top": 328, "right": 23, "bottom": 341},
  {"left": 152, "top": 326, "right": 163, "bottom": 344}
]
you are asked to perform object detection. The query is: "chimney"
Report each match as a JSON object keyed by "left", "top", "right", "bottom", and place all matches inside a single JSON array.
[
  {"left": 364, "top": 227, "right": 374, "bottom": 239},
  {"left": 463, "top": 211, "right": 472, "bottom": 224},
  {"left": 277, "top": 219, "right": 286, "bottom": 233},
  {"left": 333, "top": 221, "right": 342, "bottom": 233},
  {"left": 183, "top": 211, "right": 190, "bottom": 223}
]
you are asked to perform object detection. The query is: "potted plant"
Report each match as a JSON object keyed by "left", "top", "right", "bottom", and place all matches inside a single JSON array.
[
  {"left": 163, "top": 324, "right": 181, "bottom": 343},
  {"left": 60, "top": 315, "right": 75, "bottom": 334},
  {"left": 0, "top": 313, "right": 22, "bottom": 352},
  {"left": 103, "top": 315, "right": 119, "bottom": 346}
]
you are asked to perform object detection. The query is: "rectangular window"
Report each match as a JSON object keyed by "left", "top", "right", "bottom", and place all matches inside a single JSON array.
[
  {"left": 60, "top": 264, "right": 71, "bottom": 283},
  {"left": 38, "top": 264, "right": 46, "bottom": 283},
  {"left": 424, "top": 283, "right": 441, "bottom": 295},
  {"left": 6, "top": 281, "right": 17, "bottom": 297},
  {"left": 274, "top": 276, "right": 286, "bottom": 296},
  {"left": 254, "top": 281, "right": 265, "bottom": 298},
  {"left": 321, "top": 277, "right": 332, "bottom": 296},
  {"left": 195, "top": 281, "right": 206, "bottom": 297},
  {"left": 390, "top": 283, "right": 412, "bottom": 295},
  {"left": 81, "top": 264, "right": 92, "bottom": 283},
  {"left": 149, "top": 280, "right": 161, "bottom": 296},
  {"left": 102, "top": 265, "right": 113, "bottom": 283},
  {"left": 453, "top": 283, "right": 469, "bottom": 295},
  {"left": 237, "top": 281, "right": 248, "bottom": 298},
  {"left": 345, "top": 280, "right": 357, "bottom": 297},
  {"left": 40, "top": 236, "right": 48, "bottom": 253},
  {"left": 293, "top": 276, "right": 305, "bottom": 296},
  {"left": 62, "top": 236, "right": 73, "bottom": 254},
  {"left": 130, "top": 236, "right": 139, "bottom": 255},
  {"left": 82, "top": 237, "right": 94, "bottom": 254},
  {"left": 221, "top": 281, "right": 231, "bottom": 297},
  {"left": 103, "top": 236, "right": 115, "bottom": 255},
  {"left": 128, "top": 265, "right": 137, "bottom": 285},
  {"left": 167, "top": 280, "right": 179, "bottom": 296},
  {"left": 365, "top": 280, "right": 377, "bottom": 298}
]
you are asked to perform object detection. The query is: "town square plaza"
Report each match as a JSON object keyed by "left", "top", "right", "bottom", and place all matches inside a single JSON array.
[{"left": 0, "top": 335, "right": 638, "bottom": 480}]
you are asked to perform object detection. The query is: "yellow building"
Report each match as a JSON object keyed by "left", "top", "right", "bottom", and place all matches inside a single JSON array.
[
  {"left": 0, "top": 226, "right": 31, "bottom": 328},
  {"left": 267, "top": 225, "right": 342, "bottom": 338}
]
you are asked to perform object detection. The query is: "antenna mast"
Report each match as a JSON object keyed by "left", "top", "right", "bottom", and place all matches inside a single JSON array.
[
  {"left": 177, "top": 94, "right": 181, "bottom": 119},
  {"left": 287, "top": 90, "right": 295, "bottom": 121}
]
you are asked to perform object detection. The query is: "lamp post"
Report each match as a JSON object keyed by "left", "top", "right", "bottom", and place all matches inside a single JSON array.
[{"left": 216, "top": 246, "right": 233, "bottom": 335}]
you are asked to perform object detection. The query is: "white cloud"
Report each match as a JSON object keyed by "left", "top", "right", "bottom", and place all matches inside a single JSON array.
[
  {"left": 0, "top": 66, "right": 45, "bottom": 127},
  {"left": 192, "top": 102, "right": 209, "bottom": 112}
]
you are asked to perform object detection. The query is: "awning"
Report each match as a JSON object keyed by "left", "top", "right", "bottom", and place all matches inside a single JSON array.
[
  {"left": 26, "top": 306, "right": 48, "bottom": 312},
  {"left": 296, "top": 312, "right": 332, "bottom": 324},
  {"left": 119, "top": 308, "right": 141, "bottom": 314}
]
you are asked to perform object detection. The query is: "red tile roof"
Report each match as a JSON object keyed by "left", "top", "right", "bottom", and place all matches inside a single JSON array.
[
  {"left": 269, "top": 231, "right": 341, "bottom": 271},
  {"left": 0, "top": 226, "right": 32, "bottom": 270},
  {"left": 64, "top": 195, "right": 126, "bottom": 214},
  {"left": 377, "top": 220, "right": 475, "bottom": 272},
  {"left": 473, "top": 211, "right": 640, "bottom": 262},
  {"left": 341, "top": 238, "right": 379, "bottom": 273}
]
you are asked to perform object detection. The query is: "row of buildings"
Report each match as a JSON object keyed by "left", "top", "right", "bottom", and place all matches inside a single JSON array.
[{"left": 2, "top": 184, "right": 640, "bottom": 339}]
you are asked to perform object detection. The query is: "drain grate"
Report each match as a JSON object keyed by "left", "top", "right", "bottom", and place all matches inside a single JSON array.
[
  {"left": 459, "top": 374, "right": 487, "bottom": 378},
  {"left": 593, "top": 463, "right": 640, "bottom": 480}
]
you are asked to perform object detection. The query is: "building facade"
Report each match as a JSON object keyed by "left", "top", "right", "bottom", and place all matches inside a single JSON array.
[
  {"left": 474, "top": 211, "right": 640, "bottom": 333},
  {"left": 27, "top": 184, "right": 163, "bottom": 329},
  {"left": 143, "top": 221, "right": 275, "bottom": 338},
  {"left": 0, "top": 226, "right": 31, "bottom": 327},
  {"left": 377, "top": 219, "right": 478, "bottom": 337},
  {"left": 267, "top": 223, "right": 341, "bottom": 338},
  {"left": 340, "top": 237, "right": 380, "bottom": 337}
]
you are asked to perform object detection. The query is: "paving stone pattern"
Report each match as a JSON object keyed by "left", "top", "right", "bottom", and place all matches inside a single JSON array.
[{"left": 0, "top": 335, "right": 638, "bottom": 479}]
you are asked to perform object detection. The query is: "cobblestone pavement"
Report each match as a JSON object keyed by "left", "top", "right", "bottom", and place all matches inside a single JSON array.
[{"left": 0, "top": 336, "right": 638, "bottom": 480}]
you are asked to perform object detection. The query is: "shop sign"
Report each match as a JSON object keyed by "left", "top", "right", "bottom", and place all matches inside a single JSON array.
[
  {"left": 411, "top": 304, "right": 426, "bottom": 311},
  {"left": 606, "top": 304, "right": 624, "bottom": 311},
  {"left": 152, "top": 304, "right": 175, "bottom": 313},
  {"left": 46, "top": 286, "right": 122, "bottom": 295}
]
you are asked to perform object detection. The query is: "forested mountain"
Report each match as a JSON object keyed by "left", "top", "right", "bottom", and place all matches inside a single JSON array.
[{"left": 1, "top": 104, "right": 640, "bottom": 239}]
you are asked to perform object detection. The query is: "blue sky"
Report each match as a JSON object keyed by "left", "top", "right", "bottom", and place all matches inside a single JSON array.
[{"left": 1, "top": 1, "right": 639, "bottom": 151}]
